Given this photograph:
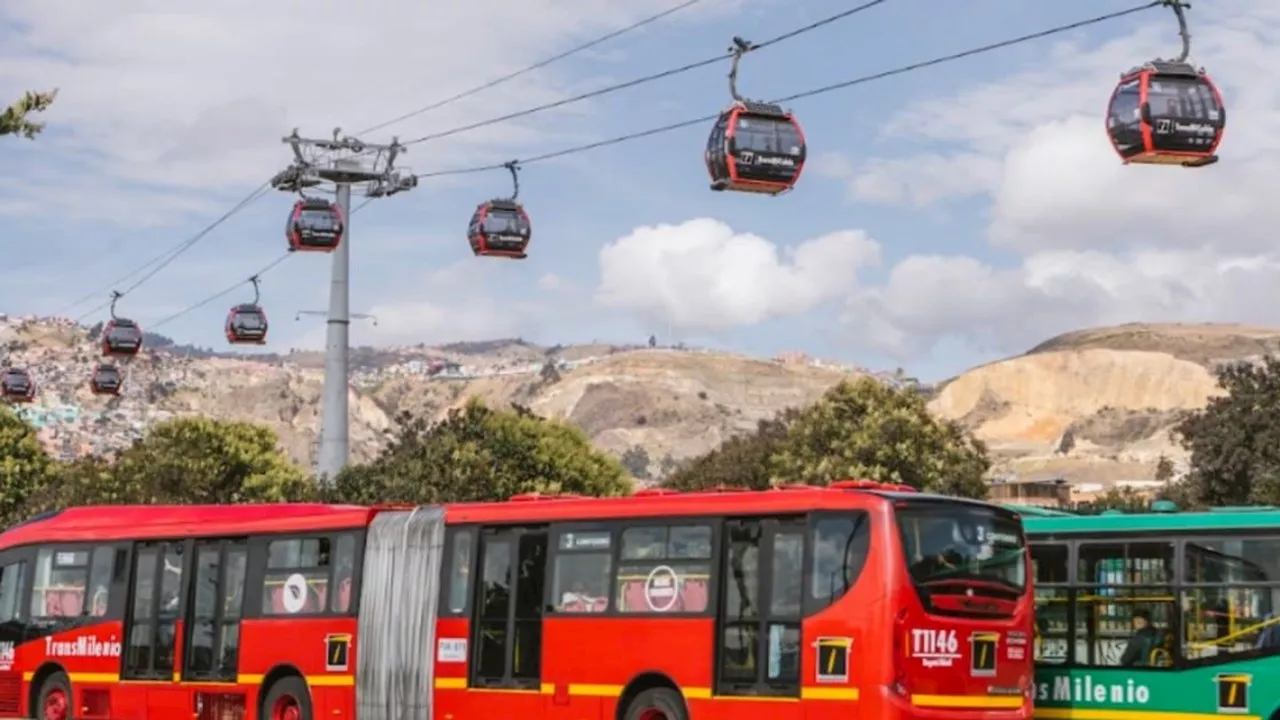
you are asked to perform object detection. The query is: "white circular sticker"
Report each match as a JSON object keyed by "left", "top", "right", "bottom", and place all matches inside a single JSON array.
[
  {"left": 282, "top": 573, "right": 308, "bottom": 614},
  {"left": 644, "top": 565, "right": 680, "bottom": 613}
]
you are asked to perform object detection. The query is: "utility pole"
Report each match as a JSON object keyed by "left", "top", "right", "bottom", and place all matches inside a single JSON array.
[{"left": 271, "top": 128, "right": 417, "bottom": 483}]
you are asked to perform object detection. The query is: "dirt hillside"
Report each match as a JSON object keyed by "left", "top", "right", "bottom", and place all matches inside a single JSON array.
[{"left": 932, "top": 323, "right": 1280, "bottom": 487}]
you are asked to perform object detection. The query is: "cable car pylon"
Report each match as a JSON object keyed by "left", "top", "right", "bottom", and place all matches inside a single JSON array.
[{"left": 270, "top": 127, "right": 417, "bottom": 483}]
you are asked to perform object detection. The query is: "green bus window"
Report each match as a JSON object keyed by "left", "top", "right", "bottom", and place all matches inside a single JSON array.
[
  {"left": 1183, "top": 537, "right": 1280, "bottom": 662},
  {"left": 1076, "top": 542, "right": 1175, "bottom": 669},
  {"left": 1031, "top": 544, "right": 1069, "bottom": 665}
]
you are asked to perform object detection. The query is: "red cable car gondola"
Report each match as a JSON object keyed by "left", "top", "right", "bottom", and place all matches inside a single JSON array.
[
  {"left": 89, "top": 363, "right": 123, "bottom": 396},
  {"left": 706, "top": 37, "right": 806, "bottom": 195},
  {"left": 468, "top": 161, "right": 531, "bottom": 259},
  {"left": 101, "top": 292, "right": 143, "bottom": 358},
  {"left": 287, "top": 196, "right": 345, "bottom": 252},
  {"left": 226, "top": 275, "right": 269, "bottom": 345},
  {"left": 1, "top": 367, "right": 36, "bottom": 403},
  {"left": 1105, "top": 1, "right": 1224, "bottom": 167}
]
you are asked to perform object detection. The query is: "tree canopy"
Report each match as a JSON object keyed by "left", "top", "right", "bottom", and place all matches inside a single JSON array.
[
  {"left": 667, "top": 379, "right": 990, "bottom": 497},
  {"left": 0, "top": 408, "right": 60, "bottom": 527},
  {"left": 328, "top": 398, "right": 631, "bottom": 504},
  {"left": 663, "top": 411, "right": 796, "bottom": 492},
  {"left": 31, "top": 416, "right": 311, "bottom": 513},
  {"left": 1174, "top": 356, "right": 1280, "bottom": 506},
  {"left": 2, "top": 90, "right": 57, "bottom": 139}
]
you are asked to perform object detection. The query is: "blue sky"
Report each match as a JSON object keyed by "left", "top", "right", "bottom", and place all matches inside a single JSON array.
[{"left": 3, "top": 0, "right": 1278, "bottom": 381}]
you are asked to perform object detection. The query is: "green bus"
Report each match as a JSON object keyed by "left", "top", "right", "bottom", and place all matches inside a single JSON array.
[{"left": 1017, "top": 503, "right": 1280, "bottom": 720}]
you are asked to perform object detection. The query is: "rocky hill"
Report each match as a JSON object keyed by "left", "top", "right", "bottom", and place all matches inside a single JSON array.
[
  {"left": 4, "top": 315, "right": 1273, "bottom": 488},
  {"left": 930, "top": 323, "right": 1280, "bottom": 488},
  {"left": 0, "top": 317, "right": 878, "bottom": 477}
]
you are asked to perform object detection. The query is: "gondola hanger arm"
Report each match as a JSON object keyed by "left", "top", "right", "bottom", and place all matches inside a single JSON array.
[
  {"left": 108, "top": 290, "right": 122, "bottom": 321},
  {"left": 248, "top": 275, "right": 261, "bottom": 305},
  {"left": 504, "top": 160, "right": 521, "bottom": 201},
  {"left": 1160, "top": 0, "right": 1192, "bottom": 63},
  {"left": 727, "top": 36, "right": 757, "bottom": 104}
]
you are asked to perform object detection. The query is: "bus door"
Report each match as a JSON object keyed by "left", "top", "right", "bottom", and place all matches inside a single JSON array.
[
  {"left": 714, "top": 517, "right": 805, "bottom": 720},
  {"left": 0, "top": 547, "right": 32, "bottom": 715},
  {"left": 469, "top": 525, "right": 548, "bottom": 719},
  {"left": 181, "top": 539, "right": 248, "bottom": 719},
  {"left": 120, "top": 540, "right": 186, "bottom": 719}
]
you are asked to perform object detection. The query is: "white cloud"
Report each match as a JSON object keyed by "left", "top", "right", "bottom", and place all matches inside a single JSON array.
[
  {"left": 595, "top": 217, "right": 880, "bottom": 331},
  {"left": 0, "top": 0, "right": 720, "bottom": 225},
  {"left": 824, "top": 0, "right": 1280, "bottom": 360}
]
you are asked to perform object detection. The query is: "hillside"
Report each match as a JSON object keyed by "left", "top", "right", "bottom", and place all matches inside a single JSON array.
[
  {"left": 931, "top": 323, "right": 1280, "bottom": 488},
  {"left": 6, "top": 316, "right": 1272, "bottom": 489},
  {"left": 1, "top": 317, "right": 871, "bottom": 477}
]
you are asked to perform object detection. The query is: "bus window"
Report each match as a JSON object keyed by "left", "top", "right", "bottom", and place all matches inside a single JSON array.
[
  {"left": 1183, "top": 536, "right": 1280, "bottom": 662},
  {"left": 1076, "top": 541, "right": 1175, "bottom": 668},
  {"left": 617, "top": 524, "right": 712, "bottom": 613},
  {"left": 1031, "top": 544, "right": 1069, "bottom": 665},
  {"left": 808, "top": 512, "right": 870, "bottom": 611},
  {"left": 0, "top": 560, "right": 25, "bottom": 623},
  {"left": 30, "top": 548, "right": 91, "bottom": 619},
  {"left": 444, "top": 530, "right": 474, "bottom": 615},
  {"left": 263, "top": 537, "right": 330, "bottom": 615},
  {"left": 552, "top": 529, "right": 611, "bottom": 613},
  {"left": 87, "top": 546, "right": 114, "bottom": 617},
  {"left": 331, "top": 533, "right": 356, "bottom": 613}
]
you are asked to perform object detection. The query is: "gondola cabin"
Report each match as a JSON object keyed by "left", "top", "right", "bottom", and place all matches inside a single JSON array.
[
  {"left": 101, "top": 318, "right": 143, "bottom": 357},
  {"left": 0, "top": 368, "right": 35, "bottom": 403},
  {"left": 89, "top": 364, "right": 122, "bottom": 396},
  {"left": 467, "top": 199, "right": 531, "bottom": 259},
  {"left": 226, "top": 303, "right": 269, "bottom": 344},
  {"left": 1106, "top": 61, "right": 1225, "bottom": 167},
  {"left": 706, "top": 101, "right": 806, "bottom": 195},
  {"left": 287, "top": 197, "right": 345, "bottom": 252}
]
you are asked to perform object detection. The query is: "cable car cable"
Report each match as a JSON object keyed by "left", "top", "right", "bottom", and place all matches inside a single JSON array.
[
  {"left": 59, "top": 0, "right": 887, "bottom": 319},
  {"left": 148, "top": 197, "right": 375, "bottom": 332},
  {"left": 399, "top": 0, "right": 893, "bottom": 147},
  {"left": 148, "top": 252, "right": 293, "bottom": 330},
  {"left": 355, "top": 0, "right": 708, "bottom": 137},
  {"left": 413, "top": 1, "right": 1163, "bottom": 179},
  {"left": 66, "top": 184, "right": 271, "bottom": 322}
]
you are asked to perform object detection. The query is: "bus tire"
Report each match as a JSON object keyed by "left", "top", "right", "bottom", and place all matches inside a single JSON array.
[
  {"left": 35, "top": 671, "right": 71, "bottom": 720},
  {"left": 623, "top": 687, "right": 688, "bottom": 720},
  {"left": 262, "top": 676, "right": 313, "bottom": 720}
]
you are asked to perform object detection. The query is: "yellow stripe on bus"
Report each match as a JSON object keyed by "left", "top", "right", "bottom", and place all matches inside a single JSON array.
[
  {"left": 434, "top": 679, "right": 858, "bottom": 702},
  {"left": 23, "top": 672, "right": 353, "bottom": 688}
]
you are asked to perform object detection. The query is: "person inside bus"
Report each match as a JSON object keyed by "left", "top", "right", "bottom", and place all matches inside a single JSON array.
[{"left": 1119, "top": 609, "right": 1162, "bottom": 666}]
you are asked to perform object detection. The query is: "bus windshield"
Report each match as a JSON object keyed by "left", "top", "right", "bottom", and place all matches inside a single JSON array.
[{"left": 896, "top": 501, "right": 1027, "bottom": 592}]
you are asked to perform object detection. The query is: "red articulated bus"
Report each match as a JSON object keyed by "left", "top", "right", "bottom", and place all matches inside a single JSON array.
[{"left": 0, "top": 481, "right": 1033, "bottom": 720}]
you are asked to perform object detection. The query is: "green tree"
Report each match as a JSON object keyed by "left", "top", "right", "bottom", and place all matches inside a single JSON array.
[
  {"left": 663, "top": 412, "right": 796, "bottom": 492},
  {"left": 0, "top": 408, "right": 59, "bottom": 526},
  {"left": 1174, "top": 357, "right": 1280, "bottom": 506},
  {"left": 90, "top": 417, "right": 313, "bottom": 504},
  {"left": 2, "top": 90, "right": 57, "bottom": 138},
  {"left": 1154, "top": 454, "right": 1175, "bottom": 483},
  {"left": 330, "top": 398, "right": 630, "bottom": 504},
  {"left": 770, "top": 378, "right": 991, "bottom": 497}
]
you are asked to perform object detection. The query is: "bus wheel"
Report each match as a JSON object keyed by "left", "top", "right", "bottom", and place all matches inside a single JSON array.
[
  {"left": 623, "top": 688, "right": 687, "bottom": 720},
  {"left": 263, "top": 677, "right": 313, "bottom": 720},
  {"left": 37, "top": 672, "right": 71, "bottom": 720}
]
